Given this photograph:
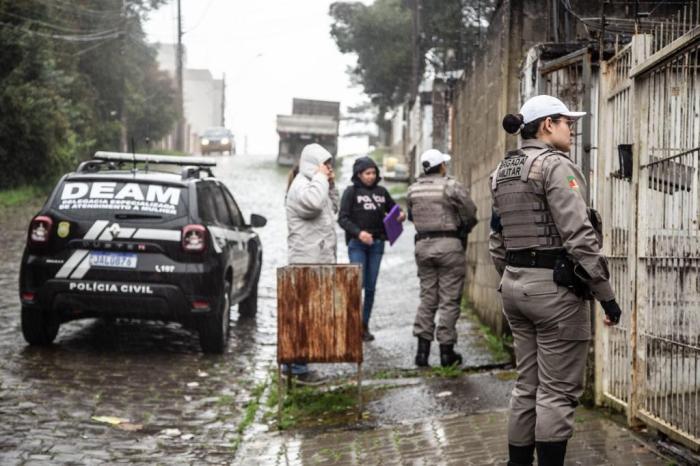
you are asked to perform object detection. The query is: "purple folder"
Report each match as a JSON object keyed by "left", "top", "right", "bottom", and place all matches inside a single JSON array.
[{"left": 383, "top": 204, "right": 403, "bottom": 246}]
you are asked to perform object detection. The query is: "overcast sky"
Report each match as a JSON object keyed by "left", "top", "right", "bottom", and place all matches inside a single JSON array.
[{"left": 144, "top": 0, "right": 372, "bottom": 155}]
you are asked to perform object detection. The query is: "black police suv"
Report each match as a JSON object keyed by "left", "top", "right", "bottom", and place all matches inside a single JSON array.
[{"left": 19, "top": 152, "right": 266, "bottom": 353}]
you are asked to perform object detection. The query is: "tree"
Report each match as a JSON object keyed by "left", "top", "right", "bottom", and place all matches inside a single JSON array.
[
  {"left": 421, "top": 0, "right": 495, "bottom": 73},
  {"left": 0, "top": 0, "right": 174, "bottom": 189},
  {"left": 329, "top": 0, "right": 495, "bottom": 115},
  {"left": 0, "top": 1, "right": 82, "bottom": 187},
  {"left": 330, "top": 0, "right": 413, "bottom": 113}
]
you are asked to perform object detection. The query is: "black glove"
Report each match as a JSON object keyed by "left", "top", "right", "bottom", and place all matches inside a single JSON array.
[{"left": 600, "top": 299, "right": 622, "bottom": 325}]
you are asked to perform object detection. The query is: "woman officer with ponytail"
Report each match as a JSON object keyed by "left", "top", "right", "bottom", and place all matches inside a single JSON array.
[{"left": 489, "top": 95, "right": 622, "bottom": 466}]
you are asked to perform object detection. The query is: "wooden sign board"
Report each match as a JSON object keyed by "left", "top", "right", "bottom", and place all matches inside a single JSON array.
[{"left": 277, "top": 265, "right": 362, "bottom": 364}]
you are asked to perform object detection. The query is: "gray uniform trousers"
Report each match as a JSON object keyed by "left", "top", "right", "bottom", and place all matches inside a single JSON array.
[
  {"left": 413, "top": 237, "right": 465, "bottom": 345},
  {"left": 500, "top": 266, "right": 590, "bottom": 445}
]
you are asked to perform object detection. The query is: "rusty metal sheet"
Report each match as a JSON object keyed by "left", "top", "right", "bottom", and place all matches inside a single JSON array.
[{"left": 277, "top": 265, "right": 362, "bottom": 364}]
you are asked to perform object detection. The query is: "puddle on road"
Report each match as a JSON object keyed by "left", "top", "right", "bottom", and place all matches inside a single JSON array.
[
  {"left": 0, "top": 154, "right": 289, "bottom": 463},
  {"left": 0, "top": 154, "right": 516, "bottom": 463}
]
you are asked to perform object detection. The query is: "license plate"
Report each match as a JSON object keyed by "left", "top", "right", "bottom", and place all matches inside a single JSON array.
[{"left": 89, "top": 252, "right": 137, "bottom": 269}]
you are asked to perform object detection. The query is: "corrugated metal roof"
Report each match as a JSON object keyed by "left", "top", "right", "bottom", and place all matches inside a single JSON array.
[{"left": 276, "top": 114, "right": 338, "bottom": 136}]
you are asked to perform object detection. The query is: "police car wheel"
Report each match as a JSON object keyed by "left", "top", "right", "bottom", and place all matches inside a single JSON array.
[
  {"left": 238, "top": 259, "right": 260, "bottom": 318},
  {"left": 21, "top": 306, "right": 59, "bottom": 346},
  {"left": 199, "top": 280, "right": 231, "bottom": 354}
]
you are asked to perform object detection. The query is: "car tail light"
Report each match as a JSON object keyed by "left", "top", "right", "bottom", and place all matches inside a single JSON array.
[
  {"left": 192, "top": 300, "right": 210, "bottom": 311},
  {"left": 182, "top": 224, "right": 207, "bottom": 252},
  {"left": 21, "top": 291, "right": 35, "bottom": 303},
  {"left": 29, "top": 215, "right": 53, "bottom": 246}
]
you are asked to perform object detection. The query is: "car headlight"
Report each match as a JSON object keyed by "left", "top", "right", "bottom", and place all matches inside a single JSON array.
[
  {"left": 220, "top": 138, "right": 229, "bottom": 145},
  {"left": 201, "top": 138, "right": 209, "bottom": 146}
]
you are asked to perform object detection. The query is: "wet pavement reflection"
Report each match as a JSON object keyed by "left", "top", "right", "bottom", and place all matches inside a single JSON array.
[
  {"left": 0, "top": 153, "right": 511, "bottom": 464},
  {"left": 0, "top": 154, "right": 286, "bottom": 464}
]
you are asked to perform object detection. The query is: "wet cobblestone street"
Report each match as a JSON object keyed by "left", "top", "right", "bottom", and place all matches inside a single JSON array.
[
  {"left": 0, "top": 154, "right": 672, "bottom": 465},
  {"left": 0, "top": 154, "right": 287, "bottom": 464}
]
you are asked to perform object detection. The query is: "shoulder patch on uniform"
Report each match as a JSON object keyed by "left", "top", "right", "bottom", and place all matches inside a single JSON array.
[
  {"left": 567, "top": 175, "right": 579, "bottom": 189},
  {"left": 495, "top": 155, "right": 527, "bottom": 183}
]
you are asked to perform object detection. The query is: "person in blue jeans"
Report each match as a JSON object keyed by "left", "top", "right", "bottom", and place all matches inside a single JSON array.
[{"left": 339, "top": 156, "right": 405, "bottom": 341}]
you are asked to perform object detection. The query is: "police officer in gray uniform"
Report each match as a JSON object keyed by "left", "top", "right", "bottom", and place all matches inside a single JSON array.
[
  {"left": 489, "top": 95, "right": 622, "bottom": 466},
  {"left": 407, "top": 149, "right": 478, "bottom": 368}
]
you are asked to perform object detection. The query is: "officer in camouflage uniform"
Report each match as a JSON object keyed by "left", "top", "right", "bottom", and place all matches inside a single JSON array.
[
  {"left": 407, "top": 149, "right": 478, "bottom": 368},
  {"left": 490, "top": 95, "right": 622, "bottom": 466}
]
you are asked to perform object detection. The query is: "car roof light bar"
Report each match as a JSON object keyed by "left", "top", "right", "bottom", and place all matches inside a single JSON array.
[{"left": 93, "top": 151, "right": 217, "bottom": 167}]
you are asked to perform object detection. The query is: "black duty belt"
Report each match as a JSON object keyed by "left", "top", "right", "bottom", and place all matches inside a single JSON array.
[
  {"left": 415, "top": 231, "right": 459, "bottom": 242},
  {"left": 505, "top": 249, "right": 564, "bottom": 269}
]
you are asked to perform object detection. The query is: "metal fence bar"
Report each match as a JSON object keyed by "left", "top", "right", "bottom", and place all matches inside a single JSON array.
[
  {"left": 598, "top": 42, "right": 636, "bottom": 413},
  {"left": 635, "top": 36, "right": 700, "bottom": 450}
]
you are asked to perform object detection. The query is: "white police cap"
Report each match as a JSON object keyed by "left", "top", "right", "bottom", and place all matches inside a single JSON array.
[
  {"left": 520, "top": 95, "right": 586, "bottom": 124},
  {"left": 420, "top": 149, "right": 451, "bottom": 170}
]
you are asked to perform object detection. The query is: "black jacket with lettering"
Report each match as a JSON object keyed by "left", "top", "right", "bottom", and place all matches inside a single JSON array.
[{"left": 338, "top": 157, "right": 396, "bottom": 245}]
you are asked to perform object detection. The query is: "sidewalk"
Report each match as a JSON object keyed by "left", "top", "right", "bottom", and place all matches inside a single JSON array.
[
  {"left": 242, "top": 156, "right": 671, "bottom": 464},
  {"left": 236, "top": 405, "right": 667, "bottom": 465}
]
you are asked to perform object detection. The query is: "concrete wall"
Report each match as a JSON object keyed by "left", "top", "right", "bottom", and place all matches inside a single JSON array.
[
  {"left": 450, "top": 0, "right": 549, "bottom": 334},
  {"left": 184, "top": 69, "right": 224, "bottom": 137}
]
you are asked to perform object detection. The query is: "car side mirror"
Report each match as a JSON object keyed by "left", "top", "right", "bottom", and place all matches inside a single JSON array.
[{"left": 250, "top": 213, "right": 267, "bottom": 228}]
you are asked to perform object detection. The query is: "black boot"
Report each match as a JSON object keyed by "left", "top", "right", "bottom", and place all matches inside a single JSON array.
[
  {"left": 415, "top": 337, "right": 431, "bottom": 367},
  {"left": 507, "top": 444, "right": 535, "bottom": 466},
  {"left": 362, "top": 324, "right": 375, "bottom": 342},
  {"left": 439, "top": 344, "right": 463, "bottom": 367},
  {"left": 535, "top": 441, "right": 567, "bottom": 466}
]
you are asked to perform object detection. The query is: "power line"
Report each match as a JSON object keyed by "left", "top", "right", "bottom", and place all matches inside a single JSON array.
[
  {"left": 0, "top": 10, "right": 120, "bottom": 35},
  {"left": 29, "top": 0, "right": 123, "bottom": 18},
  {"left": 0, "top": 20, "right": 123, "bottom": 42},
  {"left": 183, "top": 0, "right": 216, "bottom": 34},
  {"left": 72, "top": 37, "right": 119, "bottom": 56},
  {"left": 39, "top": 0, "right": 124, "bottom": 16}
]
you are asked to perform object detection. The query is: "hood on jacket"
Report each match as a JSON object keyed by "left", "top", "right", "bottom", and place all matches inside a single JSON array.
[
  {"left": 351, "top": 156, "right": 381, "bottom": 187},
  {"left": 299, "top": 143, "right": 333, "bottom": 179}
]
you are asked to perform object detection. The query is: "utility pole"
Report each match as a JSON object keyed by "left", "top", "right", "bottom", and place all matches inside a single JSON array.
[
  {"left": 175, "top": 0, "right": 185, "bottom": 152},
  {"left": 410, "top": 0, "right": 420, "bottom": 104},
  {"left": 408, "top": 0, "right": 422, "bottom": 183},
  {"left": 599, "top": 2, "right": 606, "bottom": 61},
  {"left": 120, "top": 0, "right": 128, "bottom": 152},
  {"left": 221, "top": 73, "right": 226, "bottom": 127}
]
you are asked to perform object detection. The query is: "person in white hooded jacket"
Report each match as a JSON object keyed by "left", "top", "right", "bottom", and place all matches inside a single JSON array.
[
  {"left": 284, "top": 143, "right": 339, "bottom": 377},
  {"left": 286, "top": 143, "right": 339, "bottom": 264}
]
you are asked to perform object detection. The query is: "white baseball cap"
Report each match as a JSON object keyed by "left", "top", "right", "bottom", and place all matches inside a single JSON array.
[
  {"left": 520, "top": 95, "right": 586, "bottom": 124},
  {"left": 420, "top": 149, "right": 451, "bottom": 170}
]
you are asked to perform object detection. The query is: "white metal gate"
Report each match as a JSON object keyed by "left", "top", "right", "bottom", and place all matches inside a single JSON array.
[
  {"left": 539, "top": 49, "right": 595, "bottom": 202},
  {"left": 597, "top": 16, "right": 700, "bottom": 450}
]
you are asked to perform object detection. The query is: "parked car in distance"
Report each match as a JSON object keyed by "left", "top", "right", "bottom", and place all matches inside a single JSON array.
[{"left": 200, "top": 127, "right": 234, "bottom": 156}]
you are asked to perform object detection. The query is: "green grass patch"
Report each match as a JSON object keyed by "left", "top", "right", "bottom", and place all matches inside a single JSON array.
[
  {"left": 237, "top": 382, "right": 266, "bottom": 434},
  {"left": 369, "top": 368, "right": 422, "bottom": 380},
  {"left": 461, "top": 299, "right": 513, "bottom": 363},
  {"left": 265, "top": 374, "right": 362, "bottom": 430},
  {"left": 370, "top": 366, "right": 465, "bottom": 380},
  {"left": 431, "top": 364, "right": 463, "bottom": 378},
  {"left": 229, "top": 380, "right": 268, "bottom": 454},
  {"left": 0, "top": 185, "right": 47, "bottom": 208},
  {"left": 494, "top": 370, "right": 518, "bottom": 381}
]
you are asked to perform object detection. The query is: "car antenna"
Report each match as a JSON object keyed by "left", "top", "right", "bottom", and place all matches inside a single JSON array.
[{"left": 129, "top": 136, "right": 141, "bottom": 174}]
